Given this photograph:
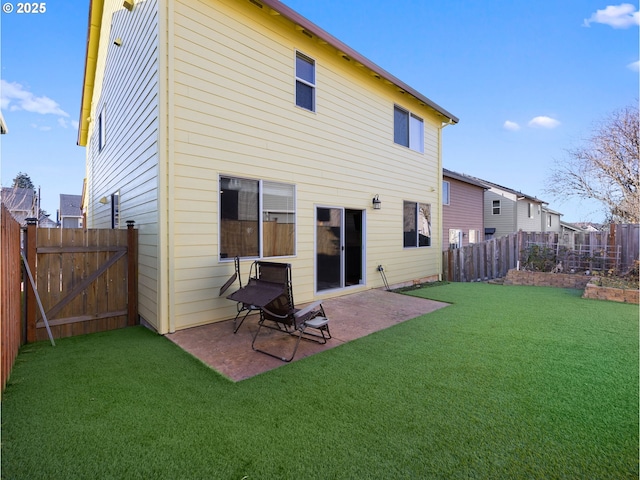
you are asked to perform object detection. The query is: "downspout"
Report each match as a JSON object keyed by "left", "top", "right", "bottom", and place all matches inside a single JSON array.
[
  {"left": 158, "top": 0, "right": 176, "bottom": 334},
  {"left": 437, "top": 118, "right": 455, "bottom": 281}
]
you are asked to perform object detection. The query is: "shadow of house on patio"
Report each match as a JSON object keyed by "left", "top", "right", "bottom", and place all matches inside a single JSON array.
[{"left": 166, "top": 289, "right": 449, "bottom": 381}]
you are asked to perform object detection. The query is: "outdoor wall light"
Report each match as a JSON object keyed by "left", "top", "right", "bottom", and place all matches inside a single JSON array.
[
  {"left": 123, "top": 0, "right": 134, "bottom": 11},
  {"left": 113, "top": 37, "right": 123, "bottom": 47},
  {"left": 99, "top": 196, "right": 109, "bottom": 205},
  {"left": 372, "top": 195, "right": 381, "bottom": 210}
]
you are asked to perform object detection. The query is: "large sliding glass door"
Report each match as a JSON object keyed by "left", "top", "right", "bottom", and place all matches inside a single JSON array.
[{"left": 316, "top": 207, "right": 363, "bottom": 292}]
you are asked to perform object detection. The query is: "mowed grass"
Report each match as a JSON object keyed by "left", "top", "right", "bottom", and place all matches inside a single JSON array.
[{"left": 1, "top": 283, "right": 638, "bottom": 479}]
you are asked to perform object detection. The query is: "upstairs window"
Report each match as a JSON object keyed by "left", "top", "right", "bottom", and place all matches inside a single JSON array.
[
  {"left": 295, "top": 52, "right": 315, "bottom": 112},
  {"left": 492, "top": 200, "right": 501, "bottom": 215},
  {"left": 443, "top": 181, "right": 450, "bottom": 205},
  {"left": 98, "top": 106, "right": 106, "bottom": 152},
  {"left": 394, "top": 106, "right": 423, "bottom": 153}
]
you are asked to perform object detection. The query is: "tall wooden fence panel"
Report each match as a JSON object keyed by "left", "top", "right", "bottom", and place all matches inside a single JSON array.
[
  {"left": 443, "top": 226, "right": 639, "bottom": 282},
  {"left": 24, "top": 222, "right": 138, "bottom": 342},
  {"left": 1, "top": 204, "right": 23, "bottom": 395}
]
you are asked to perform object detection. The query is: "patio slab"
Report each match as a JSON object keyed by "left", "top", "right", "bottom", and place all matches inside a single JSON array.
[{"left": 166, "top": 289, "right": 449, "bottom": 381}]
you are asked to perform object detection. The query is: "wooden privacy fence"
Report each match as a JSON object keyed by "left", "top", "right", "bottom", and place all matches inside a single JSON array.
[
  {"left": 443, "top": 225, "right": 639, "bottom": 282},
  {"left": 1, "top": 204, "right": 23, "bottom": 395},
  {"left": 23, "top": 221, "right": 138, "bottom": 342}
]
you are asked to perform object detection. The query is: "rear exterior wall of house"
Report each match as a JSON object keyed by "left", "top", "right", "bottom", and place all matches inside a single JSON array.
[{"left": 85, "top": 0, "right": 449, "bottom": 333}]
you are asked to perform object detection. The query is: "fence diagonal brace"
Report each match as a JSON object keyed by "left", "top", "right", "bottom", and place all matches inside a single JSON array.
[{"left": 44, "top": 249, "right": 127, "bottom": 322}]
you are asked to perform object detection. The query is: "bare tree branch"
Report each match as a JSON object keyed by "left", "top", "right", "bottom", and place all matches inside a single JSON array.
[{"left": 545, "top": 103, "right": 639, "bottom": 223}]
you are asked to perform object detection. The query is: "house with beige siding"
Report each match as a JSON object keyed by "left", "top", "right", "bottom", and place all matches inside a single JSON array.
[
  {"left": 442, "top": 169, "right": 486, "bottom": 250},
  {"left": 77, "top": 0, "right": 458, "bottom": 334}
]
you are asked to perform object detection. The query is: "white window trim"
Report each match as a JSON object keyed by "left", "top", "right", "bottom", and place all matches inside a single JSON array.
[
  {"left": 394, "top": 105, "right": 424, "bottom": 153},
  {"left": 443, "top": 181, "right": 450, "bottom": 206},
  {"left": 295, "top": 50, "right": 316, "bottom": 112},
  {"left": 219, "top": 175, "right": 297, "bottom": 261},
  {"left": 98, "top": 105, "right": 106, "bottom": 152}
]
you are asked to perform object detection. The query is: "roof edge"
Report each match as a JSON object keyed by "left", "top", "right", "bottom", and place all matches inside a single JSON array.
[
  {"left": 260, "top": 0, "right": 458, "bottom": 124},
  {"left": 77, "top": 0, "right": 105, "bottom": 146}
]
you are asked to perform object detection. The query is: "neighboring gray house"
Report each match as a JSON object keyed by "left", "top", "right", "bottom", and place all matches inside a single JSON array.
[
  {"left": 541, "top": 206, "right": 562, "bottom": 233},
  {"left": 475, "top": 179, "right": 548, "bottom": 239},
  {"left": 1, "top": 186, "right": 37, "bottom": 226},
  {"left": 58, "top": 194, "right": 83, "bottom": 228}
]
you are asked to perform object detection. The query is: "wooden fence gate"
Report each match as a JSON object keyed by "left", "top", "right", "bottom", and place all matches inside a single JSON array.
[{"left": 23, "top": 221, "right": 138, "bottom": 342}]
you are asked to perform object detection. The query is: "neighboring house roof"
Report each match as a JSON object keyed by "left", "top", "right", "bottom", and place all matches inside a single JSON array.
[
  {"left": 453, "top": 173, "right": 547, "bottom": 205},
  {"left": 77, "top": 0, "right": 458, "bottom": 145},
  {"left": 60, "top": 194, "right": 83, "bottom": 217},
  {"left": 443, "top": 168, "right": 488, "bottom": 189},
  {"left": 39, "top": 214, "right": 58, "bottom": 228},
  {"left": 542, "top": 206, "right": 562, "bottom": 216},
  {"left": 560, "top": 221, "right": 583, "bottom": 232},
  {"left": 1, "top": 186, "right": 37, "bottom": 225},
  {"left": 1, "top": 186, "right": 35, "bottom": 212}
]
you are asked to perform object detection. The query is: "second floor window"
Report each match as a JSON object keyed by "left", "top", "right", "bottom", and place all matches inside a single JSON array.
[
  {"left": 492, "top": 200, "right": 501, "bottom": 215},
  {"left": 394, "top": 106, "right": 424, "bottom": 153},
  {"left": 98, "top": 106, "right": 106, "bottom": 152},
  {"left": 443, "top": 181, "right": 450, "bottom": 205},
  {"left": 295, "top": 52, "right": 315, "bottom": 112}
]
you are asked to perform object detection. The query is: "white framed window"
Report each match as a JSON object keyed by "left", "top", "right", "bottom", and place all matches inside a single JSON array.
[
  {"left": 394, "top": 105, "right": 424, "bottom": 153},
  {"left": 98, "top": 106, "right": 106, "bottom": 152},
  {"left": 492, "top": 200, "right": 501, "bottom": 215},
  {"left": 295, "top": 51, "right": 315, "bottom": 112},
  {"left": 111, "top": 191, "right": 120, "bottom": 229},
  {"left": 403, "top": 201, "right": 431, "bottom": 247},
  {"left": 443, "top": 181, "right": 450, "bottom": 205},
  {"left": 547, "top": 215, "right": 552, "bottom": 228},
  {"left": 449, "top": 228, "right": 462, "bottom": 249},
  {"left": 469, "top": 229, "right": 479, "bottom": 244},
  {"left": 220, "top": 176, "right": 296, "bottom": 259},
  {"left": 528, "top": 203, "right": 534, "bottom": 218}
]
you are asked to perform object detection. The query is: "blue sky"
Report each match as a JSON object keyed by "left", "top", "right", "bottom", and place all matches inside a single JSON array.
[{"left": 0, "top": 1, "right": 638, "bottom": 222}]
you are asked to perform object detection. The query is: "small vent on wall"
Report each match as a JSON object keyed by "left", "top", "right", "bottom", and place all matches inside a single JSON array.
[{"left": 249, "top": 0, "right": 263, "bottom": 8}]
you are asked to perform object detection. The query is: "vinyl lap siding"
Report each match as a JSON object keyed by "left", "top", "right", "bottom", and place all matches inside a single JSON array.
[
  {"left": 86, "top": 0, "right": 160, "bottom": 330},
  {"left": 442, "top": 177, "right": 484, "bottom": 250},
  {"left": 484, "top": 189, "right": 516, "bottom": 238},
  {"left": 169, "top": 0, "right": 443, "bottom": 329}
]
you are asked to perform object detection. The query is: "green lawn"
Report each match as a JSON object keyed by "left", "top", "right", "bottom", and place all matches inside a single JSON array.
[{"left": 2, "top": 283, "right": 638, "bottom": 479}]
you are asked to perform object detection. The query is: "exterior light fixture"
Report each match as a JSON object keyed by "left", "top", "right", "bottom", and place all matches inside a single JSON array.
[
  {"left": 114, "top": 37, "right": 123, "bottom": 47},
  {"left": 372, "top": 195, "right": 381, "bottom": 210},
  {"left": 123, "top": 0, "right": 134, "bottom": 11},
  {"left": 99, "top": 196, "right": 109, "bottom": 205}
]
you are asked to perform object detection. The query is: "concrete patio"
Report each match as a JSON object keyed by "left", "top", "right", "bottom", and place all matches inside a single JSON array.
[{"left": 166, "top": 289, "right": 449, "bottom": 381}]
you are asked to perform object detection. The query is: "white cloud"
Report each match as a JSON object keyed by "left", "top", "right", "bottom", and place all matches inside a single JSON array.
[
  {"left": 30, "top": 123, "right": 52, "bottom": 131},
  {"left": 503, "top": 120, "right": 521, "bottom": 131},
  {"left": 583, "top": 3, "right": 640, "bottom": 28},
  {"left": 627, "top": 60, "right": 640, "bottom": 71},
  {"left": 528, "top": 116, "right": 561, "bottom": 129},
  {"left": 1, "top": 79, "right": 69, "bottom": 117}
]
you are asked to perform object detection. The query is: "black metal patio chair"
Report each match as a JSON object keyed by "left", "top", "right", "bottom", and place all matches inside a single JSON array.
[{"left": 250, "top": 261, "right": 331, "bottom": 362}]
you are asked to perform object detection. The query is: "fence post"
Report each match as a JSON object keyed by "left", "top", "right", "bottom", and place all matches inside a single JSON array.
[
  {"left": 24, "top": 218, "right": 37, "bottom": 343},
  {"left": 126, "top": 221, "right": 138, "bottom": 326}
]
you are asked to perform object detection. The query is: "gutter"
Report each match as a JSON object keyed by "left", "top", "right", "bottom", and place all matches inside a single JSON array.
[{"left": 77, "top": 0, "right": 105, "bottom": 146}]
